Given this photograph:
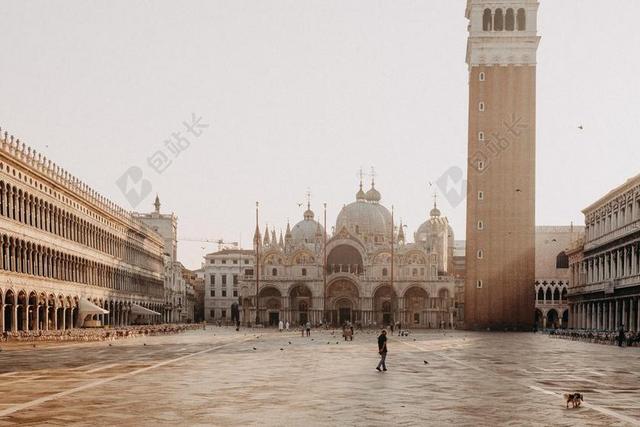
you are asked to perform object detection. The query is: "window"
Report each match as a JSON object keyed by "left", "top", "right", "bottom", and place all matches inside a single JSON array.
[
  {"left": 221, "top": 310, "right": 227, "bottom": 318},
  {"left": 222, "top": 290, "right": 227, "bottom": 297},
  {"left": 210, "top": 259, "right": 215, "bottom": 264},
  {"left": 477, "top": 221, "right": 484, "bottom": 230},
  {"left": 412, "top": 268, "right": 418, "bottom": 277},
  {"left": 477, "top": 249, "right": 484, "bottom": 259},
  {"left": 233, "top": 259, "right": 238, "bottom": 264},
  {"left": 301, "top": 268, "right": 307, "bottom": 276},
  {"left": 382, "top": 267, "right": 388, "bottom": 277},
  {"left": 210, "top": 310, "right": 215, "bottom": 317},
  {"left": 233, "top": 274, "right": 238, "bottom": 285},
  {"left": 210, "top": 275, "right": 216, "bottom": 285},
  {"left": 482, "top": 8, "right": 492, "bottom": 31},
  {"left": 272, "top": 268, "right": 277, "bottom": 276},
  {"left": 233, "top": 290, "right": 238, "bottom": 297},
  {"left": 478, "top": 191, "right": 484, "bottom": 200},
  {"left": 221, "top": 259, "right": 226, "bottom": 264},
  {"left": 245, "top": 268, "right": 254, "bottom": 276},
  {"left": 221, "top": 275, "right": 227, "bottom": 285},
  {"left": 478, "top": 131, "right": 485, "bottom": 142},
  {"left": 494, "top": 8, "right": 504, "bottom": 31},
  {"left": 517, "top": 8, "right": 526, "bottom": 31},
  {"left": 479, "top": 72, "right": 485, "bottom": 82},
  {"left": 505, "top": 8, "right": 515, "bottom": 31},
  {"left": 210, "top": 289, "right": 215, "bottom": 297},
  {"left": 244, "top": 259, "right": 249, "bottom": 265},
  {"left": 556, "top": 252, "right": 569, "bottom": 269},
  {"left": 477, "top": 160, "right": 485, "bottom": 171},
  {"left": 478, "top": 102, "right": 485, "bottom": 112},
  {"left": 476, "top": 280, "right": 483, "bottom": 289}
]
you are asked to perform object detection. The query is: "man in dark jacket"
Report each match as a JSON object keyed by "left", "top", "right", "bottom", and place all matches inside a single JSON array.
[
  {"left": 618, "top": 326, "right": 625, "bottom": 347},
  {"left": 376, "top": 330, "right": 388, "bottom": 372}
]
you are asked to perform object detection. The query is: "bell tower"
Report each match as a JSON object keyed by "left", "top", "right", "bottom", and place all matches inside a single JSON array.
[{"left": 464, "top": 0, "right": 540, "bottom": 330}]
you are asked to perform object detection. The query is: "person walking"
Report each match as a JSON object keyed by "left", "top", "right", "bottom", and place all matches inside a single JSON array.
[
  {"left": 305, "top": 321, "right": 311, "bottom": 337},
  {"left": 285, "top": 321, "right": 290, "bottom": 332},
  {"left": 278, "top": 320, "right": 284, "bottom": 332},
  {"left": 376, "top": 330, "right": 388, "bottom": 372}
]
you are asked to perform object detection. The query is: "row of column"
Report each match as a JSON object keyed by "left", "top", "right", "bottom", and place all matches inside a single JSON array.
[
  {"left": 574, "top": 243, "right": 640, "bottom": 285},
  {"left": 570, "top": 296, "right": 640, "bottom": 331}
]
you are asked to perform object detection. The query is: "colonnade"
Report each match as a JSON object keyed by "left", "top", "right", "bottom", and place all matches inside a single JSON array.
[{"left": 570, "top": 296, "right": 640, "bottom": 331}]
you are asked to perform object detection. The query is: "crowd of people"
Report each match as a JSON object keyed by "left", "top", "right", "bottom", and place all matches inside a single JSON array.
[
  {"left": 549, "top": 328, "right": 640, "bottom": 347},
  {"left": 0, "top": 323, "right": 205, "bottom": 343}
]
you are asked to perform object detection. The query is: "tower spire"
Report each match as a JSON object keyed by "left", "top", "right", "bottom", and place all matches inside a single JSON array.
[{"left": 153, "top": 194, "right": 161, "bottom": 213}]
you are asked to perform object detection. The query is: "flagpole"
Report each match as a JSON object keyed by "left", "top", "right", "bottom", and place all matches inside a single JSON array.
[
  {"left": 255, "top": 201, "right": 260, "bottom": 326},
  {"left": 391, "top": 205, "right": 394, "bottom": 325},
  {"left": 323, "top": 202, "right": 327, "bottom": 326}
]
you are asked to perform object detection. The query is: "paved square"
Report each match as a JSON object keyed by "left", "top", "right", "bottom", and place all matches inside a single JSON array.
[{"left": 1, "top": 329, "right": 639, "bottom": 426}]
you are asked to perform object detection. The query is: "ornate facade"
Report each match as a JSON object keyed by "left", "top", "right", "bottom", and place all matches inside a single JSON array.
[
  {"left": 567, "top": 174, "right": 640, "bottom": 332},
  {"left": 0, "top": 128, "right": 165, "bottom": 333},
  {"left": 239, "top": 180, "right": 461, "bottom": 328}
]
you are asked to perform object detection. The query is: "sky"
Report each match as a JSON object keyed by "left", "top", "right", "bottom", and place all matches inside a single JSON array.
[{"left": 1, "top": 1, "right": 639, "bottom": 270}]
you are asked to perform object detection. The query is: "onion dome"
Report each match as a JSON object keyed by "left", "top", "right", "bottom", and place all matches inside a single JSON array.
[{"left": 291, "top": 203, "right": 325, "bottom": 245}]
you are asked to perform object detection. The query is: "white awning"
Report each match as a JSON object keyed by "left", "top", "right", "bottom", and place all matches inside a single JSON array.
[
  {"left": 131, "top": 303, "right": 161, "bottom": 316},
  {"left": 78, "top": 298, "right": 109, "bottom": 315}
]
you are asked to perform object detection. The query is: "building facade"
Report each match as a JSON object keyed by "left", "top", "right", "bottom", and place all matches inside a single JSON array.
[
  {"left": 464, "top": 0, "right": 540, "bottom": 330},
  {"left": 203, "top": 248, "right": 254, "bottom": 323},
  {"left": 567, "top": 174, "right": 640, "bottom": 332},
  {"left": 239, "top": 180, "right": 461, "bottom": 328},
  {"left": 133, "top": 196, "right": 184, "bottom": 323},
  {"left": 534, "top": 225, "right": 584, "bottom": 329},
  {"left": 0, "top": 130, "right": 165, "bottom": 333}
]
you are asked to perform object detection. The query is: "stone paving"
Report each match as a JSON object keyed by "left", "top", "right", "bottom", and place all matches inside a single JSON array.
[{"left": 0, "top": 328, "right": 639, "bottom": 426}]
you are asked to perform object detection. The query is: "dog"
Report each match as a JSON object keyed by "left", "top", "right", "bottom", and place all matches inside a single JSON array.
[{"left": 564, "top": 393, "right": 584, "bottom": 409}]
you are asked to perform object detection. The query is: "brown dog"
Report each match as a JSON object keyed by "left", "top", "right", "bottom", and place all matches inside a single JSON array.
[{"left": 564, "top": 393, "right": 584, "bottom": 408}]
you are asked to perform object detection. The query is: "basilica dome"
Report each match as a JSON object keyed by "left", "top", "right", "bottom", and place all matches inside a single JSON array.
[
  {"left": 336, "top": 183, "right": 392, "bottom": 240},
  {"left": 291, "top": 206, "right": 324, "bottom": 244}
]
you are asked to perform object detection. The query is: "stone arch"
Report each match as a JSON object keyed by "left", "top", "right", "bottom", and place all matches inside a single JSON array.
[
  {"left": 3, "top": 289, "right": 14, "bottom": 332},
  {"left": 373, "top": 284, "right": 397, "bottom": 327},
  {"left": 327, "top": 244, "right": 364, "bottom": 275},
  {"left": 546, "top": 309, "right": 559, "bottom": 329},
  {"left": 494, "top": 8, "right": 504, "bottom": 31},
  {"left": 17, "top": 290, "right": 27, "bottom": 331},
  {"left": 326, "top": 278, "right": 360, "bottom": 326},
  {"left": 517, "top": 8, "right": 526, "bottom": 31},
  {"left": 505, "top": 8, "right": 515, "bottom": 31},
  {"left": 289, "top": 283, "right": 313, "bottom": 325},
  {"left": 535, "top": 308, "right": 544, "bottom": 330},
  {"left": 403, "top": 286, "right": 428, "bottom": 327},
  {"left": 258, "top": 286, "right": 282, "bottom": 326},
  {"left": 483, "top": 8, "right": 492, "bottom": 31}
]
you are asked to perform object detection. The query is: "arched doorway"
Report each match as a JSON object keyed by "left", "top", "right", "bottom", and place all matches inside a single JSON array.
[
  {"left": 326, "top": 279, "right": 360, "bottom": 326},
  {"left": 258, "top": 287, "right": 282, "bottom": 326},
  {"left": 4, "top": 290, "right": 15, "bottom": 332},
  {"left": 28, "top": 291, "right": 37, "bottom": 331},
  {"left": 290, "top": 284, "right": 312, "bottom": 325},
  {"left": 373, "top": 285, "right": 396, "bottom": 327},
  {"left": 562, "top": 309, "right": 569, "bottom": 329},
  {"left": 17, "top": 290, "right": 27, "bottom": 331},
  {"left": 404, "top": 287, "right": 428, "bottom": 328},
  {"left": 546, "top": 309, "right": 559, "bottom": 329}
]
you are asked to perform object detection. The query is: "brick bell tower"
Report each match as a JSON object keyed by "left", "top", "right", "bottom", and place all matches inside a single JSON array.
[{"left": 464, "top": 0, "right": 540, "bottom": 330}]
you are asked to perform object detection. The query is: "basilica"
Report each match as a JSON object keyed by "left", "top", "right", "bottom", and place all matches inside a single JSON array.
[{"left": 239, "top": 179, "right": 462, "bottom": 328}]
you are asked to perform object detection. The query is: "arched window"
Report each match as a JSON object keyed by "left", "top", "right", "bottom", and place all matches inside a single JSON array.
[
  {"left": 382, "top": 267, "right": 388, "bottom": 277},
  {"left": 494, "top": 9, "right": 504, "bottom": 31},
  {"left": 483, "top": 8, "right": 492, "bottom": 31},
  {"left": 537, "top": 288, "right": 544, "bottom": 302},
  {"left": 556, "top": 251, "right": 569, "bottom": 269},
  {"left": 545, "top": 288, "right": 552, "bottom": 302},
  {"left": 517, "top": 9, "right": 526, "bottom": 31},
  {"left": 505, "top": 8, "right": 515, "bottom": 31},
  {"left": 272, "top": 268, "right": 277, "bottom": 276}
]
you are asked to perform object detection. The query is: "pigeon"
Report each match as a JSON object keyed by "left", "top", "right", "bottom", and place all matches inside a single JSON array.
[
  {"left": 413, "top": 338, "right": 416, "bottom": 341},
  {"left": 578, "top": 125, "right": 583, "bottom": 130},
  {"left": 252, "top": 347, "right": 257, "bottom": 350},
  {"left": 288, "top": 341, "right": 292, "bottom": 345},
  {"left": 280, "top": 348, "right": 284, "bottom": 351},
  {"left": 109, "top": 344, "right": 112, "bottom": 347},
  {"left": 32, "top": 344, "right": 36, "bottom": 348},
  {"left": 424, "top": 361, "right": 429, "bottom": 365},
  {"left": 143, "top": 343, "right": 146, "bottom": 346}
]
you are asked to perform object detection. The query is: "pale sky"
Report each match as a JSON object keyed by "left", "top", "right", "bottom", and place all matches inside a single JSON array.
[{"left": 2, "top": 1, "right": 639, "bottom": 270}]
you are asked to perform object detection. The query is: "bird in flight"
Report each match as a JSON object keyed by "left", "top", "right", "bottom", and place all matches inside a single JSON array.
[{"left": 578, "top": 125, "right": 584, "bottom": 130}]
